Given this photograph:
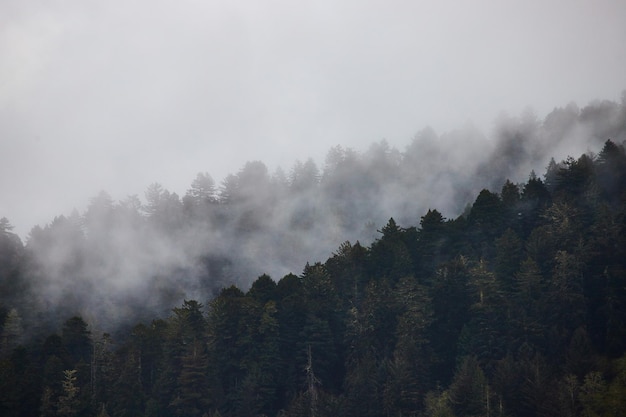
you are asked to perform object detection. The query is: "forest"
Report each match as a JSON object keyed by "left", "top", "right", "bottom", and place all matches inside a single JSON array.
[{"left": 1, "top": 97, "right": 626, "bottom": 417}]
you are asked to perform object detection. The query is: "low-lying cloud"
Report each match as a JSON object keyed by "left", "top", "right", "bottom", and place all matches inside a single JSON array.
[{"left": 6, "top": 96, "right": 625, "bottom": 333}]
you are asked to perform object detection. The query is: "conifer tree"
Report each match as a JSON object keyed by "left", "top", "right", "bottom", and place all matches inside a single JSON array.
[
  {"left": 448, "top": 356, "right": 490, "bottom": 417},
  {"left": 57, "top": 369, "right": 80, "bottom": 417},
  {"left": 0, "top": 308, "right": 23, "bottom": 356},
  {"left": 170, "top": 339, "right": 210, "bottom": 417}
]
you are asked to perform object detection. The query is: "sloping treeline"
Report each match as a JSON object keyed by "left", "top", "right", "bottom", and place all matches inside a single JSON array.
[
  {"left": 2, "top": 97, "right": 626, "bottom": 334},
  {"left": 1, "top": 139, "right": 626, "bottom": 417}
]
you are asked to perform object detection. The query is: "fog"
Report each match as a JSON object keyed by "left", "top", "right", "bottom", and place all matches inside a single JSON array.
[
  {"left": 6, "top": 96, "right": 625, "bottom": 333},
  {"left": 2, "top": 0, "right": 625, "bottom": 239},
  {"left": 1, "top": 1, "right": 625, "bottom": 330}
]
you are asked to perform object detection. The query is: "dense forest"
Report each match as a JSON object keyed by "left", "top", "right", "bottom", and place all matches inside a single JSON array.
[{"left": 1, "top": 97, "right": 626, "bottom": 416}]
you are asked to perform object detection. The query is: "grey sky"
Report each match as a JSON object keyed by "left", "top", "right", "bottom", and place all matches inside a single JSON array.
[{"left": 1, "top": 0, "right": 625, "bottom": 238}]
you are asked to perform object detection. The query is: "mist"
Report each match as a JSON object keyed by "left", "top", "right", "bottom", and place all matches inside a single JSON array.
[
  {"left": 3, "top": 95, "right": 624, "bottom": 333},
  {"left": 1, "top": 0, "right": 626, "bottom": 332},
  {"left": 2, "top": 0, "right": 626, "bottom": 240}
]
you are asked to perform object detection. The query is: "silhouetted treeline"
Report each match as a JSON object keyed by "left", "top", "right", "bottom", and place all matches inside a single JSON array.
[
  {"left": 1, "top": 95, "right": 626, "bottom": 416},
  {"left": 1, "top": 137, "right": 626, "bottom": 416},
  {"left": 3, "top": 96, "right": 626, "bottom": 334}
]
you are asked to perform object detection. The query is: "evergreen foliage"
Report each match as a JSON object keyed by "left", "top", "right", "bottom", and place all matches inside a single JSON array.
[{"left": 1, "top": 133, "right": 626, "bottom": 416}]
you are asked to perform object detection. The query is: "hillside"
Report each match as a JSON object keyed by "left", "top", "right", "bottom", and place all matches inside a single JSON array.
[{"left": 0, "top": 98, "right": 626, "bottom": 416}]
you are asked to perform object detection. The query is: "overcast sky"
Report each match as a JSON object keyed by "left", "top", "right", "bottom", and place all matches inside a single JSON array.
[{"left": 1, "top": 0, "right": 625, "bottom": 239}]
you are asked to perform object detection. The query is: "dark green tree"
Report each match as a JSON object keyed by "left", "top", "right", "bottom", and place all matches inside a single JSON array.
[
  {"left": 596, "top": 139, "right": 626, "bottom": 206},
  {"left": 448, "top": 356, "right": 490, "bottom": 417},
  {"left": 519, "top": 171, "right": 551, "bottom": 235},
  {"left": 469, "top": 189, "right": 504, "bottom": 237},
  {"left": 275, "top": 274, "right": 308, "bottom": 404},
  {"left": 62, "top": 317, "right": 92, "bottom": 366},
  {"left": 57, "top": 369, "right": 80, "bottom": 417},
  {"left": 247, "top": 274, "right": 277, "bottom": 305},
  {"left": 61, "top": 316, "right": 92, "bottom": 415},
  {"left": 0, "top": 308, "right": 23, "bottom": 356},
  {"left": 383, "top": 276, "right": 433, "bottom": 414},
  {"left": 416, "top": 209, "right": 447, "bottom": 279},
  {"left": 509, "top": 258, "right": 545, "bottom": 352},
  {"left": 368, "top": 218, "right": 413, "bottom": 282},
  {"left": 110, "top": 349, "right": 144, "bottom": 417},
  {"left": 91, "top": 333, "right": 115, "bottom": 413},
  {"left": 542, "top": 251, "right": 586, "bottom": 360},
  {"left": 429, "top": 257, "right": 472, "bottom": 384},
  {"left": 494, "top": 228, "right": 524, "bottom": 294},
  {"left": 0, "top": 346, "right": 41, "bottom": 417},
  {"left": 206, "top": 287, "right": 258, "bottom": 415},
  {"left": 324, "top": 241, "right": 368, "bottom": 308},
  {"left": 170, "top": 338, "right": 210, "bottom": 417},
  {"left": 458, "top": 261, "right": 507, "bottom": 368}
]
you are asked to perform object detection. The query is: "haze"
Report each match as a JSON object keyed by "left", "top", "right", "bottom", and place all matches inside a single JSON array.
[{"left": 1, "top": 0, "right": 625, "bottom": 238}]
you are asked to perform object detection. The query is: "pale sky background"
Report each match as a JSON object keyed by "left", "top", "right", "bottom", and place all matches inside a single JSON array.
[{"left": 1, "top": 0, "right": 625, "bottom": 239}]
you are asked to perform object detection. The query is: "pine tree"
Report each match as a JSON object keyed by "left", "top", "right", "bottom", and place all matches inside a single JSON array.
[
  {"left": 170, "top": 339, "right": 210, "bottom": 417},
  {"left": 383, "top": 276, "right": 433, "bottom": 413},
  {"left": 57, "top": 369, "right": 80, "bottom": 417},
  {"left": 494, "top": 228, "right": 524, "bottom": 294},
  {"left": 369, "top": 218, "right": 413, "bottom": 282},
  {"left": 429, "top": 257, "right": 472, "bottom": 384},
  {"left": 448, "top": 356, "right": 490, "bottom": 417},
  {"left": 61, "top": 316, "right": 92, "bottom": 366},
  {"left": 0, "top": 308, "right": 23, "bottom": 356},
  {"left": 416, "top": 209, "right": 447, "bottom": 279},
  {"left": 458, "top": 261, "right": 507, "bottom": 367}
]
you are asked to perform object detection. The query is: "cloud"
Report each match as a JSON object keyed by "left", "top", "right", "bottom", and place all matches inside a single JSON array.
[
  {"left": 8, "top": 92, "right": 625, "bottom": 334},
  {"left": 1, "top": 0, "right": 625, "bottom": 239}
]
